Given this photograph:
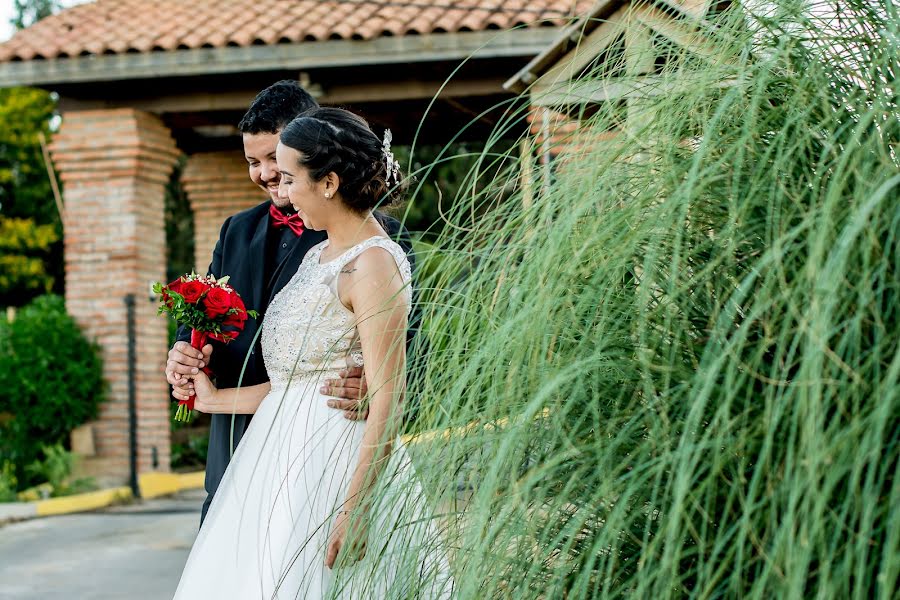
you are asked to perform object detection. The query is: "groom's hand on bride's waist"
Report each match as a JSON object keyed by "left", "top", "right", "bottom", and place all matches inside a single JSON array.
[{"left": 321, "top": 366, "right": 369, "bottom": 421}]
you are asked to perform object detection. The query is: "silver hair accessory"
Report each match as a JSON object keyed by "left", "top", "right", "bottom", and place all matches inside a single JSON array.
[{"left": 382, "top": 129, "right": 402, "bottom": 187}]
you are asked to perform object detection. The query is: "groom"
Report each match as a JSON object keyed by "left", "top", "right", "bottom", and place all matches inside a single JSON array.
[{"left": 164, "top": 80, "right": 413, "bottom": 523}]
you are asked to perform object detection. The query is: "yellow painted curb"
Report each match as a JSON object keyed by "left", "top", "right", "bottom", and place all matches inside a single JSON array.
[
  {"left": 174, "top": 471, "right": 205, "bottom": 490},
  {"left": 139, "top": 471, "right": 205, "bottom": 499},
  {"left": 10, "top": 471, "right": 207, "bottom": 520},
  {"left": 34, "top": 486, "right": 133, "bottom": 517},
  {"left": 139, "top": 473, "right": 180, "bottom": 499},
  {"left": 400, "top": 407, "right": 552, "bottom": 446}
]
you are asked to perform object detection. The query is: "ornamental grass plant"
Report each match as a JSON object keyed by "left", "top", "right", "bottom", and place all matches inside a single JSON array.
[{"left": 382, "top": 1, "right": 899, "bottom": 597}]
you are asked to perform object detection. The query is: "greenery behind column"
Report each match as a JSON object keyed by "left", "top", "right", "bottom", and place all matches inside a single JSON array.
[{"left": 0, "top": 296, "right": 104, "bottom": 491}]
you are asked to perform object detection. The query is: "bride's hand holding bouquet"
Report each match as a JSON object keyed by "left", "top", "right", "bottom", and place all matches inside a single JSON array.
[
  {"left": 169, "top": 334, "right": 272, "bottom": 416},
  {"left": 187, "top": 370, "right": 217, "bottom": 414},
  {"left": 153, "top": 273, "right": 257, "bottom": 422}
]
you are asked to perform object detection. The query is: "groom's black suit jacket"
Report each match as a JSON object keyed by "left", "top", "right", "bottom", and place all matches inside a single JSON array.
[{"left": 176, "top": 200, "right": 412, "bottom": 524}]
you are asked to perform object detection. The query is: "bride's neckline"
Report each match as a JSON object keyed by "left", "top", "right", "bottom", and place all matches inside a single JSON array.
[{"left": 317, "top": 235, "right": 388, "bottom": 267}]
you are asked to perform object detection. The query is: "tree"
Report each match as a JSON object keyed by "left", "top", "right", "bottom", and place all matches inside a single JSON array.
[
  {"left": 0, "top": 217, "right": 59, "bottom": 304},
  {"left": 10, "top": 0, "right": 60, "bottom": 30},
  {"left": 0, "top": 1, "right": 63, "bottom": 306},
  {"left": 0, "top": 87, "right": 57, "bottom": 220}
]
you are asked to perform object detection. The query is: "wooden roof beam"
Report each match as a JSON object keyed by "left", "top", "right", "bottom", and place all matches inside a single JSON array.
[
  {"left": 530, "top": 74, "right": 737, "bottom": 105},
  {"left": 632, "top": 4, "right": 721, "bottom": 60},
  {"left": 57, "top": 77, "right": 513, "bottom": 114}
]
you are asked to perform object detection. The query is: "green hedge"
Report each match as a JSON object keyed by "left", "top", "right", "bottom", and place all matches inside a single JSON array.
[{"left": 0, "top": 295, "right": 105, "bottom": 489}]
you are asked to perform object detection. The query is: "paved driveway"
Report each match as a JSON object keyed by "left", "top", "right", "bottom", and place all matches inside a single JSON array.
[{"left": 0, "top": 490, "right": 203, "bottom": 600}]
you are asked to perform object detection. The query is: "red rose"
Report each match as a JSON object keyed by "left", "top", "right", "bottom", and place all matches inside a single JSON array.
[
  {"left": 161, "top": 279, "right": 185, "bottom": 308},
  {"left": 180, "top": 280, "right": 208, "bottom": 304},
  {"left": 165, "top": 279, "right": 183, "bottom": 298},
  {"left": 202, "top": 287, "right": 232, "bottom": 319},
  {"left": 230, "top": 293, "right": 246, "bottom": 313},
  {"left": 210, "top": 329, "right": 239, "bottom": 342},
  {"left": 223, "top": 309, "right": 248, "bottom": 328},
  {"left": 221, "top": 291, "right": 249, "bottom": 328}
]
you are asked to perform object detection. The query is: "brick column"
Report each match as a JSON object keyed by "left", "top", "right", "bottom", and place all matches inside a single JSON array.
[
  {"left": 50, "top": 109, "right": 180, "bottom": 486},
  {"left": 182, "top": 152, "right": 264, "bottom": 273}
]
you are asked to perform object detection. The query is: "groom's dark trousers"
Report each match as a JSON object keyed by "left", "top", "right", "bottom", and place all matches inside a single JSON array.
[{"left": 176, "top": 200, "right": 412, "bottom": 525}]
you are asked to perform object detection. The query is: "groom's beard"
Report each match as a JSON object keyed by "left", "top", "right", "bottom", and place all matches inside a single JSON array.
[
  {"left": 270, "top": 196, "right": 294, "bottom": 210},
  {"left": 268, "top": 195, "right": 297, "bottom": 216},
  {"left": 264, "top": 182, "right": 293, "bottom": 210}
]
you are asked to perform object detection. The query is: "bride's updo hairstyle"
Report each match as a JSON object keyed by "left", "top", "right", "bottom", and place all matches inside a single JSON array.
[{"left": 279, "top": 107, "right": 401, "bottom": 212}]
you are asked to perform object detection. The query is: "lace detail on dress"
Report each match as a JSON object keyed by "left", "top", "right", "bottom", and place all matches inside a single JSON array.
[{"left": 261, "top": 236, "right": 412, "bottom": 389}]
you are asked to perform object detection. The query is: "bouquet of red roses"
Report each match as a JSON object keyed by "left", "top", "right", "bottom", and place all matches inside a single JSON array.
[{"left": 153, "top": 273, "right": 257, "bottom": 422}]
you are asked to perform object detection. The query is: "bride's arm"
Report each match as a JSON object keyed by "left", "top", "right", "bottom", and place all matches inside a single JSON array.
[
  {"left": 190, "top": 372, "right": 270, "bottom": 415},
  {"left": 327, "top": 249, "right": 409, "bottom": 565}
]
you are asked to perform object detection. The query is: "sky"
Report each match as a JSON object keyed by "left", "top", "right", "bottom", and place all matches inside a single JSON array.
[{"left": 0, "top": 0, "right": 89, "bottom": 43}]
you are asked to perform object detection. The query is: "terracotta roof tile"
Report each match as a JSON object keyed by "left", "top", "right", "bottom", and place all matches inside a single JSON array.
[
  {"left": 1, "top": 0, "right": 594, "bottom": 62},
  {"left": 459, "top": 5, "right": 496, "bottom": 32},
  {"left": 431, "top": 6, "right": 469, "bottom": 33},
  {"left": 405, "top": 7, "right": 445, "bottom": 35},
  {"left": 336, "top": 3, "right": 381, "bottom": 38}
]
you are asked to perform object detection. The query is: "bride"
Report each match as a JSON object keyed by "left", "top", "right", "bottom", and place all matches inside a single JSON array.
[{"left": 174, "top": 108, "right": 452, "bottom": 599}]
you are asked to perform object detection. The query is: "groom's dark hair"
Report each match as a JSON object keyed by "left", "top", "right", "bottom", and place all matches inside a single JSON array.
[{"left": 237, "top": 80, "right": 319, "bottom": 135}]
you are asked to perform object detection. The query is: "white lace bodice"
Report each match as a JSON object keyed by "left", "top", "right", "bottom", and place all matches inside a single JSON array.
[
  {"left": 261, "top": 236, "right": 412, "bottom": 389},
  {"left": 176, "top": 236, "right": 452, "bottom": 600}
]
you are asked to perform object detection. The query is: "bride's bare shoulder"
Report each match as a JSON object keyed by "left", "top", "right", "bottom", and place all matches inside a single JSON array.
[
  {"left": 338, "top": 241, "right": 409, "bottom": 313},
  {"left": 341, "top": 242, "right": 404, "bottom": 282}
]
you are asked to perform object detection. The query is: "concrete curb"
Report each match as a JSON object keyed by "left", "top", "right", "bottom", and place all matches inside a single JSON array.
[{"left": 0, "top": 471, "right": 205, "bottom": 524}]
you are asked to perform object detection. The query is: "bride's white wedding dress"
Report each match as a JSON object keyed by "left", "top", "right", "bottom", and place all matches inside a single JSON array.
[{"left": 174, "top": 237, "right": 452, "bottom": 599}]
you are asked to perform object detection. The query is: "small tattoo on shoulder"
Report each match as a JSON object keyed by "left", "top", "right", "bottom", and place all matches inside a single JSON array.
[{"left": 340, "top": 267, "right": 358, "bottom": 275}]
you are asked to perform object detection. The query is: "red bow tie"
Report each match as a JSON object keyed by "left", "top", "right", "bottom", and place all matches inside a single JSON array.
[{"left": 269, "top": 204, "right": 305, "bottom": 236}]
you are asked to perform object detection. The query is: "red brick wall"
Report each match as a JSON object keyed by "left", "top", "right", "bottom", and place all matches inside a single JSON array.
[
  {"left": 50, "top": 109, "right": 180, "bottom": 485},
  {"left": 528, "top": 106, "right": 580, "bottom": 160},
  {"left": 527, "top": 105, "right": 623, "bottom": 168},
  {"left": 182, "top": 151, "right": 266, "bottom": 274}
]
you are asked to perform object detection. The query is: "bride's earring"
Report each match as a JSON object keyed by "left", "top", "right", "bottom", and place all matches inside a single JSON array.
[{"left": 324, "top": 192, "right": 331, "bottom": 199}]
